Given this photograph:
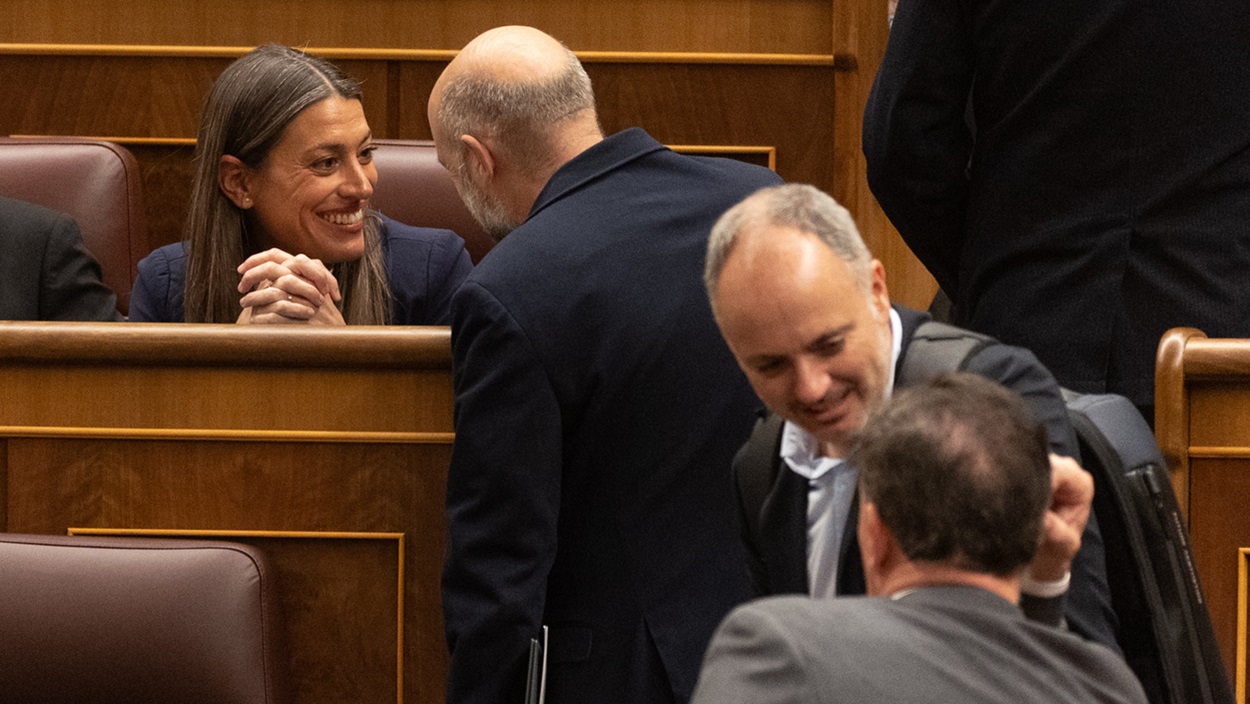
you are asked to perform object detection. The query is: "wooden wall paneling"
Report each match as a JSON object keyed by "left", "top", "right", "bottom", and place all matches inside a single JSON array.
[
  {"left": 41, "top": 450, "right": 452, "bottom": 704},
  {"left": 828, "top": 0, "right": 937, "bottom": 309},
  {"left": 1188, "top": 375, "right": 1250, "bottom": 681},
  {"left": 126, "top": 141, "right": 195, "bottom": 249},
  {"left": 0, "top": 54, "right": 393, "bottom": 139},
  {"left": 582, "top": 61, "right": 836, "bottom": 189},
  {"left": 670, "top": 146, "right": 773, "bottom": 170},
  {"left": 1240, "top": 549, "right": 1250, "bottom": 703},
  {"left": 1153, "top": 328, "right": 1250, "bottom": 687},
  {"left": 0, "top": 439, "right": 6, "bottom": 530},
  {"left": 393, "top": 60, "right": 445, "bottom": 140},
  {"left": 0, "top": 322, "right": 454, "bottom": 704},
  {"left": 332, "top": 59, "right": 395, "bottom": 136},
  {"left": 1189, "top": 455, "right": 1249, "bottom": 686},
  {"left": 0, "top": 365, "right": 443, "bottom": 432},
  {"left": 2, "top": 0, "right": 832, "bottom": 54},
  {"left": 0, "top": 54, "right": 224, "bottom": 137},
  {"left": 4, "top": 441, "right": 449, "bottom": 530}
]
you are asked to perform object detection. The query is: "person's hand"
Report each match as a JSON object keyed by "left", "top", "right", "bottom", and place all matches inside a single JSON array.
[
  {"left": 1029, "top": 454, "right": 1094, "bottom": 582},
  {"left": 235, "top": 249, "right": 345, "bottom": 326},
  {"left": 236, "top": 279, "right": 346, "bottom": 325},
  {"left": 237, "top": 248, "right": 341, "bottom": 303}
]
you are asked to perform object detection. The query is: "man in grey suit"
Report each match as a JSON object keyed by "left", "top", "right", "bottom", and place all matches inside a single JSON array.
[{"left": 691, "top": 373, "right": 1147, "bottom": 704}]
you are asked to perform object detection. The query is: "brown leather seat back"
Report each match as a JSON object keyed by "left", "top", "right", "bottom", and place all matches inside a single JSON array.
[
  {"left": 0, "top": 533, "right": 290, "bottom": 704},
  {"left": 370, "top": 138, "right": 492, "bottom": 263},
  {"left": 0, "top": 137, "right": 149, "bottom": 315}
]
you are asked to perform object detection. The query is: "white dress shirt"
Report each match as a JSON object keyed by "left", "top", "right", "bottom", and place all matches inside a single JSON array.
[{"left": 780, "top": 308, "right": 902, "bottom": 598}]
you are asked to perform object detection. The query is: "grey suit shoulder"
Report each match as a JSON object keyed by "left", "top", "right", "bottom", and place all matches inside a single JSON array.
[{"left": 693, "top": 586, "right": 1147, "bottom": 704}]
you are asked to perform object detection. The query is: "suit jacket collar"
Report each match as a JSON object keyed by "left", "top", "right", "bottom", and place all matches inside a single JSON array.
[
  {"left": 529, "top": 128, "right": 667, "bottom": 222},
  {"left": 892, "top": 303, "right": 930, "bottom": 381},
  {"left": 758, "top": 467, "right": 811, "bottom": 594},
  {"left": 895, "top": 584, "right": 1022, "bottom": 619}
]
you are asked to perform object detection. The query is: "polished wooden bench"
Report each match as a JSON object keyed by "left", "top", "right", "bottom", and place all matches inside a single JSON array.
[
  {"left": 0, "top": 321, "right": 454, "bottom": 704},
  {"left": 1156, "top": 327, "right": 1250, "bottom": 696}
]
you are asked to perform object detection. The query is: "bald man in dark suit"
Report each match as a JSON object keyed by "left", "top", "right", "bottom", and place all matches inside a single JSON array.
[{"left": 430, "top": 26, "right": 782, "bottom": 704}]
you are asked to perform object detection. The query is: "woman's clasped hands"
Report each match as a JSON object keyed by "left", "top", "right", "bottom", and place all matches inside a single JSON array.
[{"left": 235, "top": 248, "right": 344, "bottom": 325}]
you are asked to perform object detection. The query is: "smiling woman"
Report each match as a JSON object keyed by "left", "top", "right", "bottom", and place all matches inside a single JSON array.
[{"left": 129, "top": 44, "right": 473, "bottom": 325}]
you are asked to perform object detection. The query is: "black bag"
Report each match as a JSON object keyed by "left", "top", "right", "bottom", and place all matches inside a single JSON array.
[{"left": 1067, "top": 391, "right": 1233, "bottom": 704}]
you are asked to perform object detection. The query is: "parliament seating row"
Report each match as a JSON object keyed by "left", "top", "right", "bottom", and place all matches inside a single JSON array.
[{"left": 0, "top": 135, "right": 492, "bottom": 317}]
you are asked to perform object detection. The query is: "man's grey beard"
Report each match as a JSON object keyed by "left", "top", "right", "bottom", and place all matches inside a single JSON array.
[{"left": 459, "top": 169, "right": 517, "bottom": 244}]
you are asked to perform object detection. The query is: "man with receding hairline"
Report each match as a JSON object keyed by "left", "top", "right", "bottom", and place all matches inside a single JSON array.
[
  {"left": 429, "top": 26, "right": 782, "bottom": 704},
  {"left": 428, "top": 26, "right": 605, "bottom": 244},
  {"left": 691, "top": 374, "right": 1147, "bottom": 704},
  {"left": 703, "top": 183, "right": 1117, "bottom": 647}
]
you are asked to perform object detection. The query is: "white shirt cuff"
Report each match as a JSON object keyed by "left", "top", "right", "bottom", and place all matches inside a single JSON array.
[{"left": 1020, "top": 570, "right": 1071, "bottom": 598}]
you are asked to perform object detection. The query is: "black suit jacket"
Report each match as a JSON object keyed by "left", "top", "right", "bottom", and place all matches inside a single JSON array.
[
  {"left": 0, "top": 195, "right": 119, "bottom": 321},
  {"left": 864, "top": 0, "right": 1250, "bottom": 409},
  {"left": 737, "top": 306, "right": 1118, "bottom": 647},
  {"left": 443, "top": 129, "right": 783, "bottom": 704}
]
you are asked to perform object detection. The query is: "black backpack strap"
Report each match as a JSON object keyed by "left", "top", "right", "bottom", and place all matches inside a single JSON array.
[
  {"left": 735, "top": 412, "right": 785, "bottom": 546},
  {"left": 898, "top": 320, "right": 996, "bottom": 386}
]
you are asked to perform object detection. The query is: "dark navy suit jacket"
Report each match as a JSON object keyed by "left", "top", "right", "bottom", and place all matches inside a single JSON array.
[
  {"left": 129, "top": 213, "right": 471, "bottom": 324},
  {"left": 736, "top": 305, "right": 1119, "bottom": 648},
  {"left": 443, "top": 128, "right": 782, "bottom": 704}
]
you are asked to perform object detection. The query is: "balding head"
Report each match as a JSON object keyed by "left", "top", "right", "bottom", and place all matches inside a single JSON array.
[
  {"left": 440, "top": 25, "right": 575, "bottom": 89},
  {"left": 428, "top": 27, "right": 602, "bottom": 240},
  {"left": 430, "top": 26, "right": 600, "bottom": 179},
  {"left": 705, "top": 184, "right": 874, "bottom": 310},
  {"left": 704, "top": 185, "right": 893, "bottom": 458}
]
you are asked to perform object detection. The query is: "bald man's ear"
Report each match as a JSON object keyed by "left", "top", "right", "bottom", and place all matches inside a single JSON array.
[{"left": 460, "top": 134, "right": 496, "bottom": 182}]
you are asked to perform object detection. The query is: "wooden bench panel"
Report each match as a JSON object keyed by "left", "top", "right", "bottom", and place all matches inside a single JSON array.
[
  {"left": 1156, "top": 327, "right": 1250, "bottom": 696},
  {"left": 0, "top": 322, "right": 453, "bottom": 704}
]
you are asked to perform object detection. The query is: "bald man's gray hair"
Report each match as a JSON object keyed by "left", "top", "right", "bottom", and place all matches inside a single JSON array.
[
  {"left": 704, "top": 184, "right": 872, "bottom": 305},
  {"left": 436, "top": 44, "right": 596, "bottom": 170}
]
